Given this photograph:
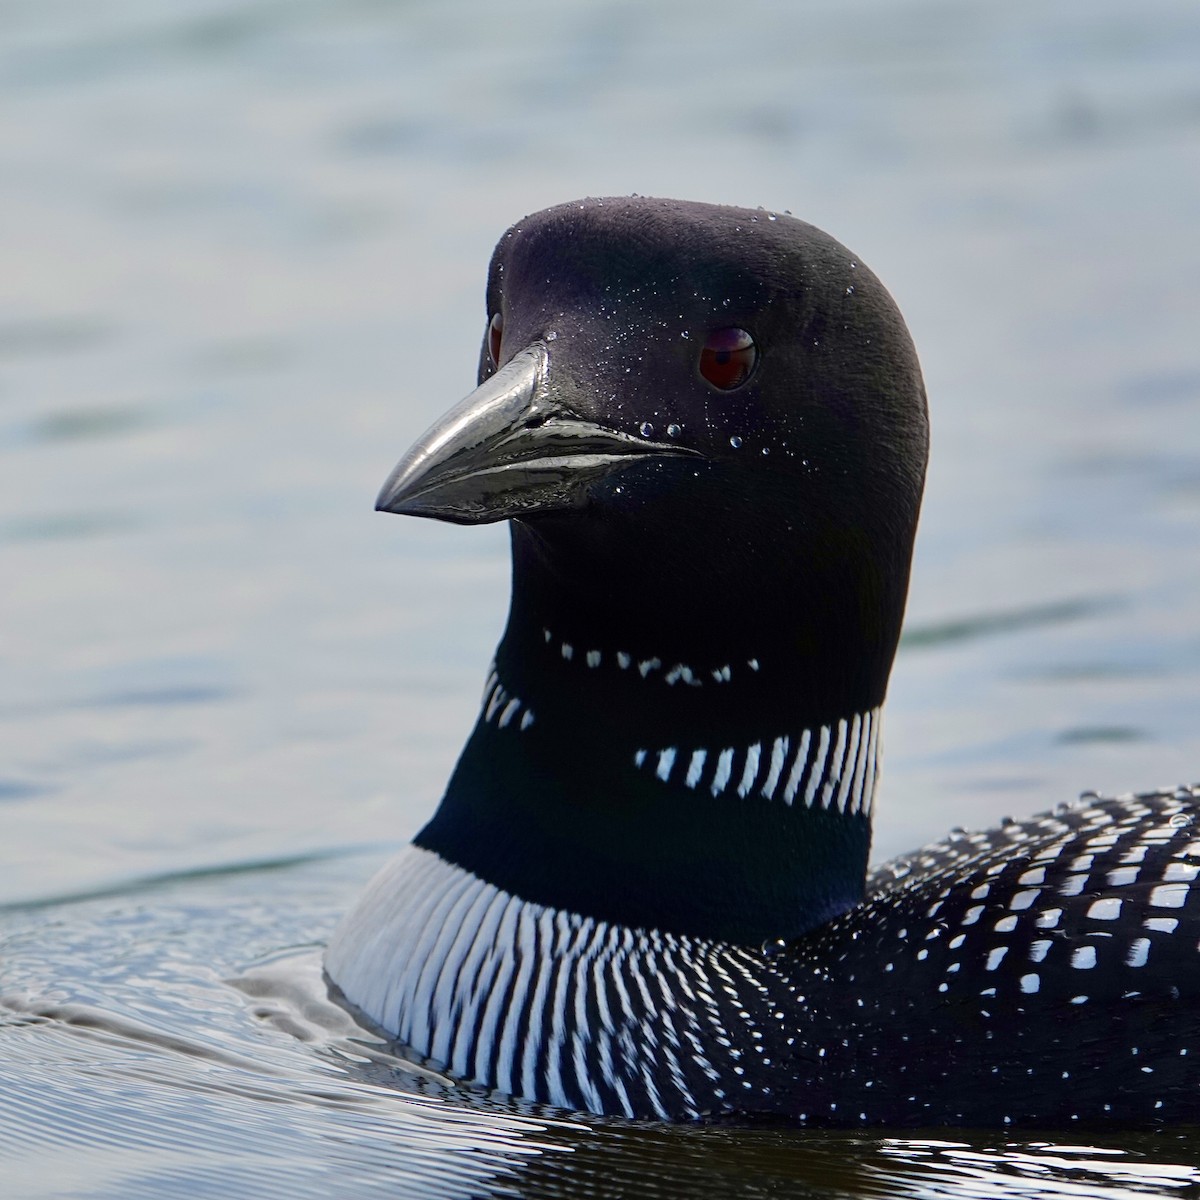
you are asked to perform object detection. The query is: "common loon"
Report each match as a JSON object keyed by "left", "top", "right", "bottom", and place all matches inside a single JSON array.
[{"left": 325, "top": 196, "right": 1200, "bottom": 1127}]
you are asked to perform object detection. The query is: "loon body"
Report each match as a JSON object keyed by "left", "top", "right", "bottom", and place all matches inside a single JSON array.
[{"left": 325, "top": 197, "right": 1200, "bottom": 1126}]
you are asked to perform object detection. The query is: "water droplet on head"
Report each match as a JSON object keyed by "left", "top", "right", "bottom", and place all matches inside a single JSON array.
[
  {"left": 845, "top": 285, "right": 855, "bottom": 296},
  {"left": 761, "top": 446, "right": 770, "bottom": 456},
  {"left": 667, "top": 423, "right": 681, "bottom": 438},
  {"left": 767, "top": 213, "right": 777, "bottom": 221},
  {"left": 639, "top": 422, "right": 654, "bottom": 438},
  {"left": 729, "top": 435, "right": 743, "bottom": 449},
  {"left": 680, "top": 330, "right": 690, "bottom": 339},
  {"left": 1170, "top": 813, "right": 1193, "bottom": 829}
]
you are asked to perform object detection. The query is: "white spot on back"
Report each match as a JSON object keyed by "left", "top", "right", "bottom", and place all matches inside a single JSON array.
[
  {"left": 1144, "top": 917, "right": 1178, "bottom": 933},
  {"left": 1087, "top": 897, "right": 1122, "bottom": 921},
  {"left": 1127, "top": 938, "right": 1151, "bottom": 968},
  {"left": 1164, "top": 862, "right": 1199, "bottom": 883},
  {"left": 1150, "top": 883, "right": 1188, "bottom": 909}
]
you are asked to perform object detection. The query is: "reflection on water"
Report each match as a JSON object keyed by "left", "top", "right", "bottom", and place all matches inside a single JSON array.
[
  {"left": 900, "top": 597, "right": 1115, "bottom": 650},
  {"left": 26, "top": 404, "right": 150, "bottom": 445},
  {"left": 3, "top": 0, "right": 1200, "bottom": 1193}
]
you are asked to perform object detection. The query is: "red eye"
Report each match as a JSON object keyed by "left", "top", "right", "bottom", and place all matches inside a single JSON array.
[
  {"left": 699, "top": 327, "right": 757, "bottom": 390},
  {"left": 487, "top": 312, "right": 504, "bottom": 366}
]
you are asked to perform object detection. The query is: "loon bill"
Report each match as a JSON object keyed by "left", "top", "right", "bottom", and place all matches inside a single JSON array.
[{"left": 325, "top": 196, "right": 1200, "bottom": 1128}]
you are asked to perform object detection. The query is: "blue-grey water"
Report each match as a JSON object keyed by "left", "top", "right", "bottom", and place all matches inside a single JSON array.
[{"left": 3, "top": 1, "right": 1200, "bottom": 1195}]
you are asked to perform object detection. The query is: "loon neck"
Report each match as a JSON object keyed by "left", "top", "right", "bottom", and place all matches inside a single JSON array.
[{"left": 413, "top": 524, "right": 890, "bottom": 945}]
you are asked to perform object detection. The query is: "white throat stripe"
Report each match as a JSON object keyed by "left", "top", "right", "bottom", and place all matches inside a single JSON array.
[{"left": 634, "top": 709, "right": 880, "bottom": 814}]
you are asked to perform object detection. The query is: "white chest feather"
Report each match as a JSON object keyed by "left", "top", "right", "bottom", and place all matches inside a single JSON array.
[{"left": 324, "top": 845, "right": 752, "bottom": 1118}]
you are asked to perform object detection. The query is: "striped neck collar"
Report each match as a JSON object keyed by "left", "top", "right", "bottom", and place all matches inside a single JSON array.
[
  {"left": 325, "top": 843, "right": 753, "bottom": 1120},
  {"left": 633, "top": 714, "right": 879, "bottom": 817},
  {"left": 413, "top": 625, "right": 881, "bottom": 944}
]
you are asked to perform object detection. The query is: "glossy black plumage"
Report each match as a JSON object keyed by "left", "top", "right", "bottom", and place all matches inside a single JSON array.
[
  {"left": 326, "top": 197, "right": 1200, "bottom": 1127},
  {"left": 726, "top": 786, "right": 1200, "bottom": 1126}
]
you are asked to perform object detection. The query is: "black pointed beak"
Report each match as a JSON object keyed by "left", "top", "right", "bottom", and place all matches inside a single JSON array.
[{"left": 376, "top": 342, "right": 701, "bottom": 525}]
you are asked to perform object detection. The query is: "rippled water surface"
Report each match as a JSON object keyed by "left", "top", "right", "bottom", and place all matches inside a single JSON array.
[{"left": 3, "top": 0, "right": 1200, "bottom": 1194}]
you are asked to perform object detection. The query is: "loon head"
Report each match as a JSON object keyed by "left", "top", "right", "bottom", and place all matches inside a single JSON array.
[
  {"left": 329, "top": 212, "right": 1200, "bottom": 1126},
  {"left": 375, "top": 197, "right": 929, "bottom": 944}
]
